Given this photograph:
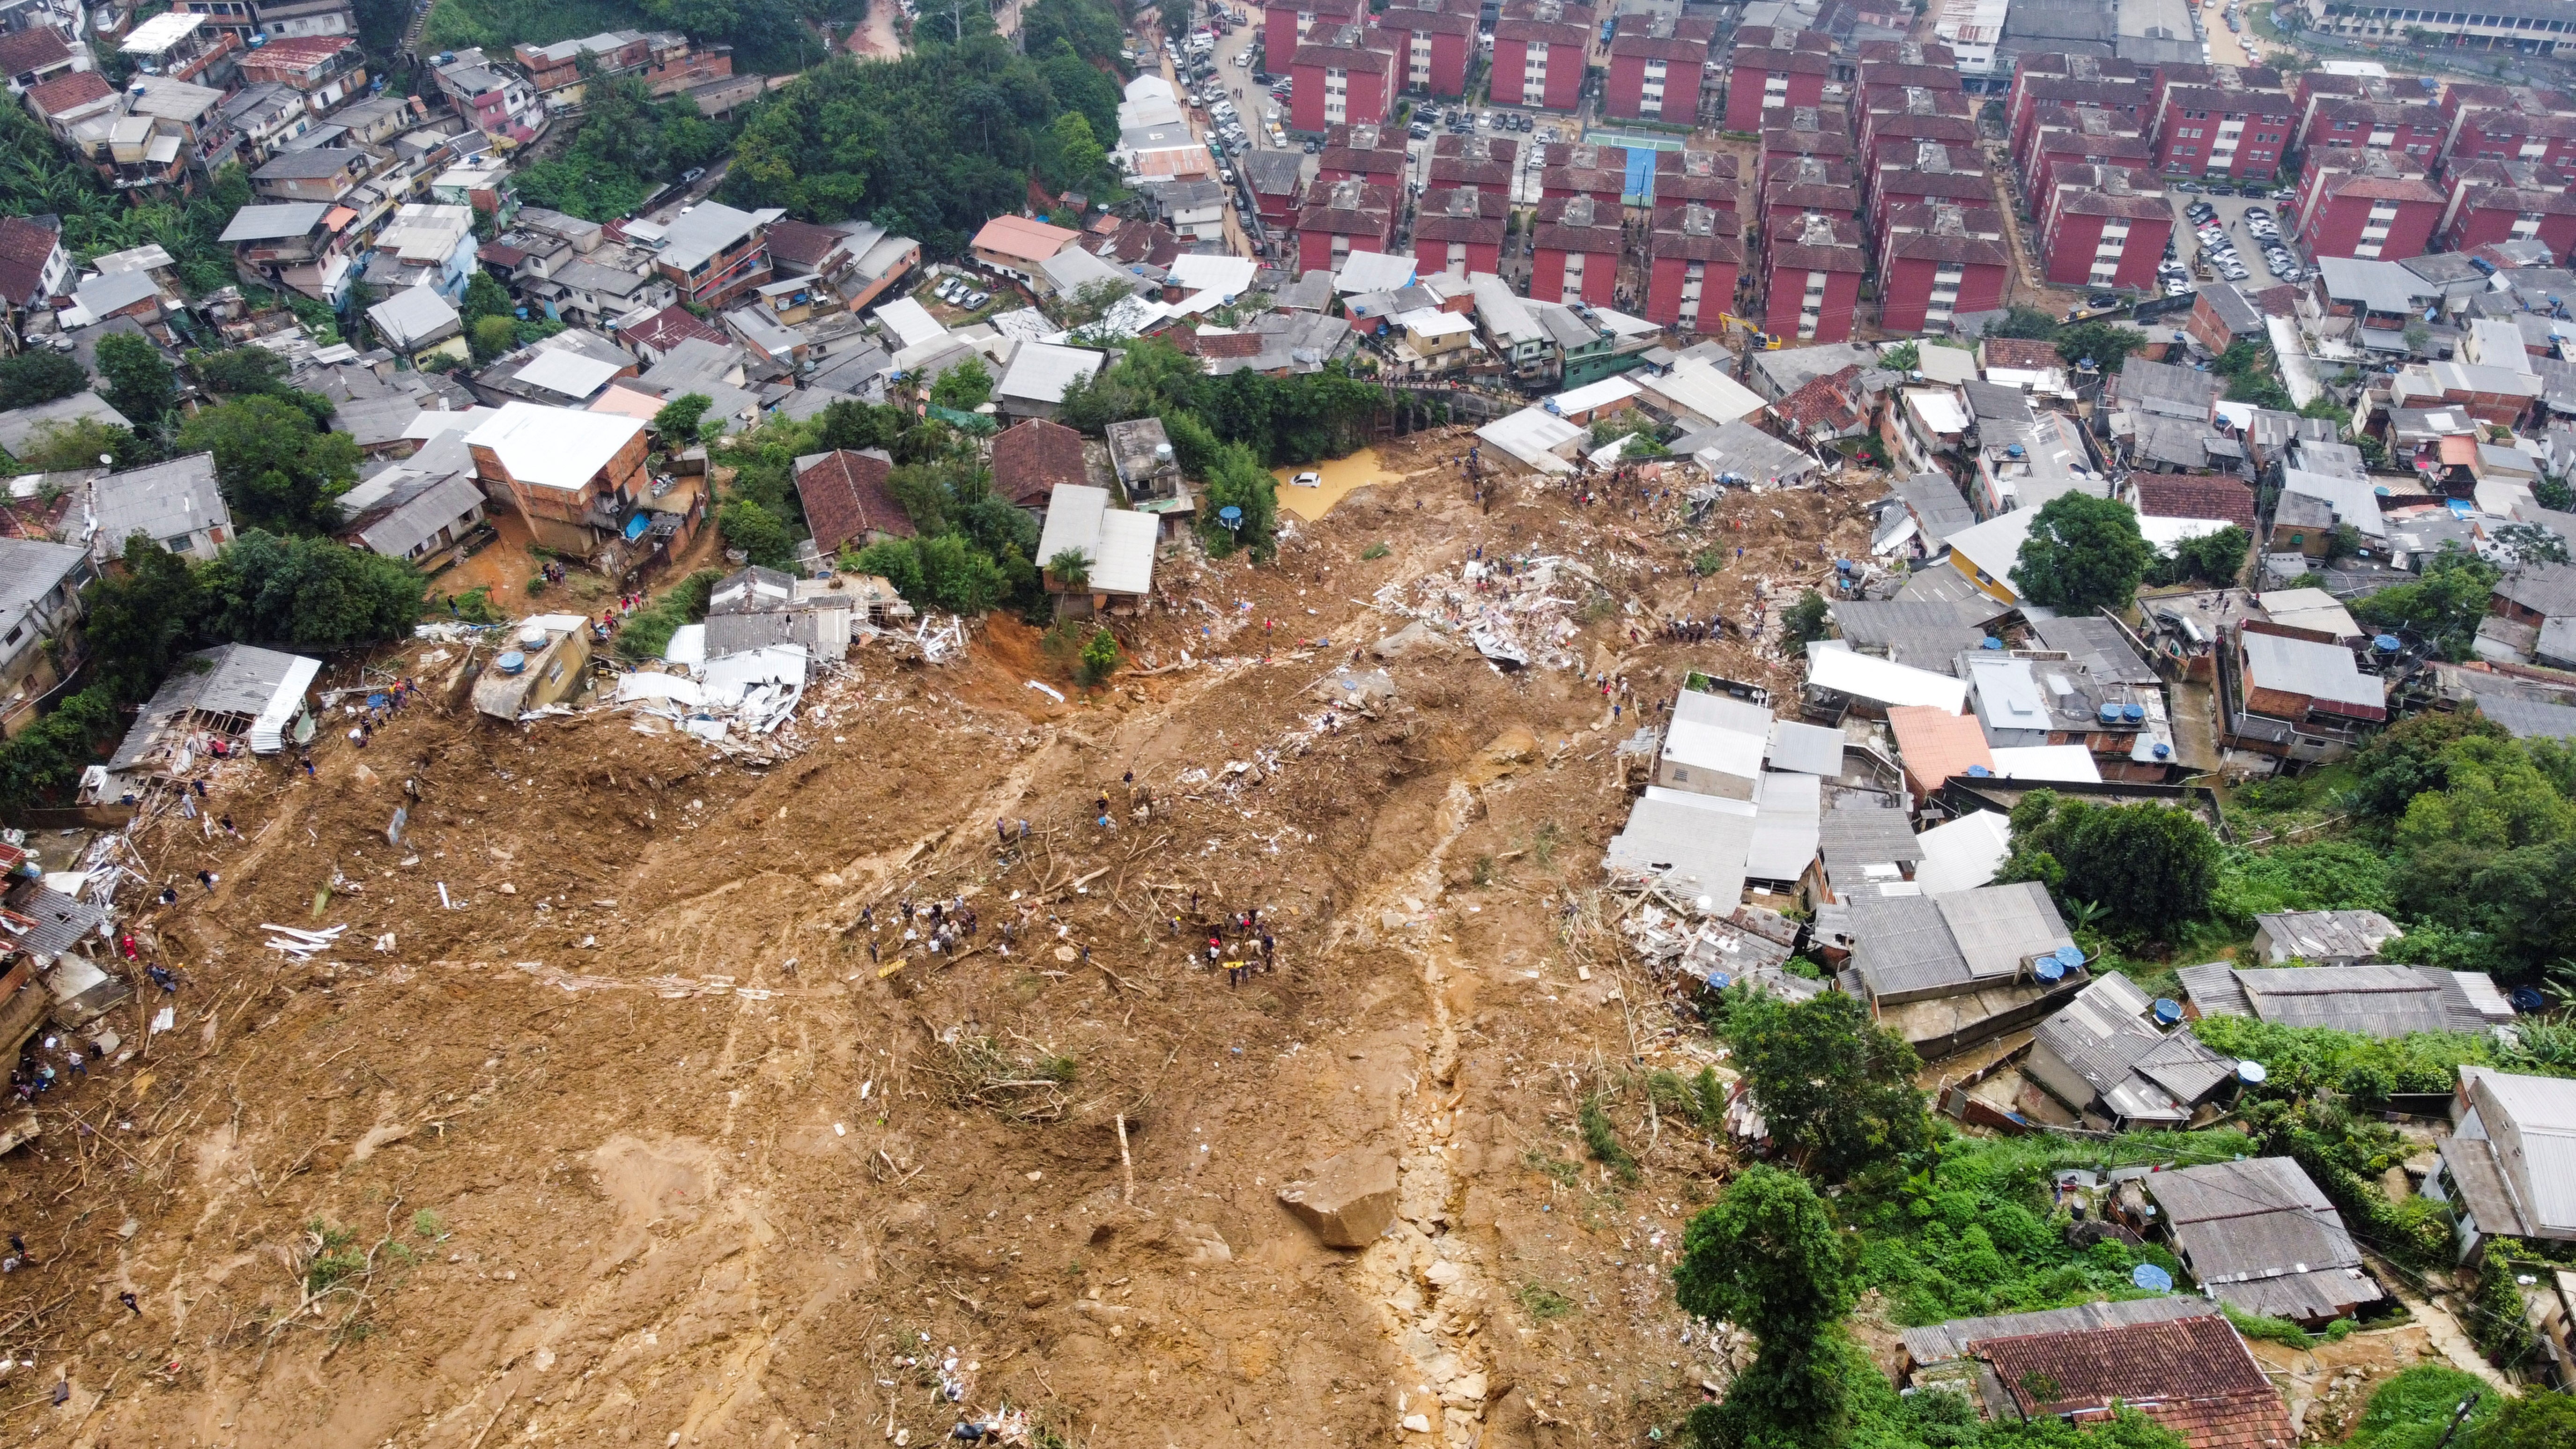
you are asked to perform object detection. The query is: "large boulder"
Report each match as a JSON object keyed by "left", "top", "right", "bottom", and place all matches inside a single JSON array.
[{"left": 1277, "top": 1148, "right": 1399, "bottom": 1247}]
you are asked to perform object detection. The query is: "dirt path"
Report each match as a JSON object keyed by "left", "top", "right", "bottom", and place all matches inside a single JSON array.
[
  {"left": 850, "top": 0, "right": 903, "bottom": 59},
  {"left": 0, "top": 447, "right": 1879, "bottom": 1449}
]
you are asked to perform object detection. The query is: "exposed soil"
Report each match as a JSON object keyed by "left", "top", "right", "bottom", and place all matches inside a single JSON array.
[{"left": 0, "top": 435, "right": 1881, "bottom": 1449}]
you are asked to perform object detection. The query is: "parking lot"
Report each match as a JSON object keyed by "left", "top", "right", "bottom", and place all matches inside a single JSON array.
[{"left": 2164, "top": 184, "right": 2310, "bottom": 292}]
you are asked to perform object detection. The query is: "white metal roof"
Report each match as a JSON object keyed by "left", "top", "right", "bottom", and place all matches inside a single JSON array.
[
  {"left": 1912, "top": 809, "right": 2011, "bottom": 895},
  {"left": 870, "top": 295, "right": 946, "bottom": 351},
  {"left": 1989, "top": 744, "right": 2101, "bottom": 783},
  {"left": 1663, "top": 714, "right": 1766, "bottom": 783},
  {"left": 1642, "top": 355, "right": 1765, "bottom": 426},
  {"left": 122, "top": 10, "right": 204, "bottom": 51},
  {"left": 464, "top": 402, "right": 644, "bottom": 492},
  {"left": 514, "top": 348, "right": 621, "bottom": 399},
  {"left": 1804, "top": 643, "right": 1969, "bottom": 712},
  {"left": 1941, "top": 506, "right": 2045, "bottom": 598},
  {"left": 1475, "top": 406, "right": 1584, "bottom": 473},
  {"left": 1746, "top": 769, "right": 1823, "bottom": 881},
  {"left": 1166, "top": 253, "right": 1258, "bottom": 301},
  {"left": 998, "top": 342, "right": 1104, "bottom": 404},
  {"left": 1333, "top": 250, "right": 1416, "bottom": 295},
  {"left": 1766, "top": 718, "right": 1845, "bottom": 776},
  {"left": 367, "top": 283, "right": 458, "bottom": 349},
  {"left": 1549, "top": 377, "right": 1641, "bottom": 416},
  {"left": 1033, "top": 483, "right": 1156, "bottom": 596}
]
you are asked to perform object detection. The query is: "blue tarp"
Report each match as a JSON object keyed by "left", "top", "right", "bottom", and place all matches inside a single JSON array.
[{"left": 624, "top": 512, "right": 651, "bottom": 541}]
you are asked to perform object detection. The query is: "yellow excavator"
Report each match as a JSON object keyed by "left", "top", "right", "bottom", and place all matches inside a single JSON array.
[{"left": 1718, "top": 313, "right": 1783, "bottom": 349}]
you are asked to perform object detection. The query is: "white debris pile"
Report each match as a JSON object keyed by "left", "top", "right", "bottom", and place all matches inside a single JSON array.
[
  {"left": 1371, "top": 553, "right": 1605, "bottom": 672},
  {"left": 262, "top": 923, "right": 347, "bottom": 959}
]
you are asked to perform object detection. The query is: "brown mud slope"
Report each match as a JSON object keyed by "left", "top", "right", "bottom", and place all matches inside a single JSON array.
[{"left": 0, "top": 434, "right": 1877, "bottom": 1449}]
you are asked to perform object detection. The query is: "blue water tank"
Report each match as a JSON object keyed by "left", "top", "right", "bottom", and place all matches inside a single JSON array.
[
  {"left": 1980, "top": 636, "right": 2002, "bottom": 650},
  {"left": 494, "top": 651, "right": 526, "bottom": 675},
  {"left": 2237, "top": 1060, "right": 2269, "bottom": 1086},
  {"left": 1705, "top": 970, "right": 1732, "bottom": 990},
  {"left": 2097, "top": 703, "right": 2121, "bottom": 724},
  {"left": 1966, "top": 763, "right": 1992, "bottom": 776},
  {"left": 2153, "top": 742, "right": 2170, "bottom": 760},
  {"left": 2512, "top": 986, "right": 2548, "bottom": 1014},
  {"left": 2132, "top": 1264, "right": 2175, "bottom": 1292},
  {"left": 2152, "top": 998, "right": 2184, "bottom": 1025},
  {"left": 2121, "top": 703, "right": 2145, "bottom": 722},
  {"left": 2375, "top": 634, "right": 2401, "bottom": 652},
  {"left": 2055, "top": 946, "right": 2086, "bottom": 970},
  {"left": 2035, "top": 956, "right": 2065, "bottom": 981}
]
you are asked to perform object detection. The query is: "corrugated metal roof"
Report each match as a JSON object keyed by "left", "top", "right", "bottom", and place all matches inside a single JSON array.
[
  {"left": 1934, "top": 880, "right": 2070, "bottom": 983},
  {"left": 2177, "top": 961, "right": 2251, "bottom": 1017},
  {"left": 1606, "top": 787, "right": 1756, "bottom": 903},
  {"left": 1766, "top": 719, "right": 1845, "bottom": 776},
  {"left": 2152, "top": 1157, "right": 2384, "bottom": 1321},
  {"left": 1901, "top": 1295, "right": 2220, "bottom": 1367},
  {"left": 1746, "top": 770, "right": 1822, "bottom": 882},
  {"left": 1819, "top": 804, "right": 1922, "bottom": 898}
]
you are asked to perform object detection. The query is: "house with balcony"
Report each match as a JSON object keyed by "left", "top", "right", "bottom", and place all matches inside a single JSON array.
[
  {"left": 220, "top": 199, "right": 355, "bottom": 303},
  {"left": 119, "top": 11, "right": 238, "bottom": 87},
  {"left": 362, "top": 202, "right": 477, "bottom": 299},
  {"left": 249, "top": 144, "right": 372, "bottom": 203},
  {"left": 629, "top": 201, "right": 778, "bottom": 309},
  {"left": 464, "top": 401, "right": 650, "bottom": 561},
  {"left": 0, "top": 26, "right": 84, "bottom": 96},
  {"left": 0, "top": 538, "right": 91, "bottom": 739},
  {"left": 237, "top": 34, "right": 365, "bottom": 110},
  {"left": 431, "top": 48, "right": 546, "bottom": 147}
]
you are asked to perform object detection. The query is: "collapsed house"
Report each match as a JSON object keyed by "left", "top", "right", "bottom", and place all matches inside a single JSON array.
[
  {"left": 1841, "top": 880, "right": 2086, "bottom": 1059},
  {"left": 2025, "top": 972, "right": 2242, "bottom": 1130},
  {"left": 104, "top": 643, "right": 321, "bottom": 784}
]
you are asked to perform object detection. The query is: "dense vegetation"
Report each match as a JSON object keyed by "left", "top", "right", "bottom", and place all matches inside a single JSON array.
[
  {"left": 0, "top": 105, "right": 251, "bottom": 296},
  {"left": 511, "top": 75, "right": 733, "bottom": 222},
  {"left": 1997, "top": 791, "right": 2223, "bottom": 940},
  {"left": 0, "top": 532, "right": 425, "bottom": 807},
  {"left": 422, "top": 0, "right": 866, "bottom": 77},
  {"left": 726, "top": 0, "right": 1130, "bottom": 250},
  {"left": 2012, "top": 493, "right": 2153, "bottom": 613}
]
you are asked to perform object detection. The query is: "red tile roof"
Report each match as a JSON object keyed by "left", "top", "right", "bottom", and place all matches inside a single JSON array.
[
  {"left": 0, "top": 27, "right": 72, "bottom": 77},
  {"left": 796, "top": 449, "right": 914, "bottom": 554},
  {"left": 1773, "top": 363, "right": 1871, "bottom": 435},
  {"left": 622, "top": 303, "right": 730, "bottom": 356},
  {"left": 989, "top": 418, "right": 1087, "bottom": 507},
  {"left": 0, "top": 215, "right": 57, "bottom": 307},
  {"left": 23, "top": 68, "right": 109, "bottom": 119},
  {"left": 766, "top": 218, "right": 852, "bottom": 273},
  {"left": 1972, "top": 1315, "right": 2294, "bottom": 1449},
  {"left": 2133, "top": 472, "right": 2258, "bottom": 527},
  {"left": 1979, "top": 338, "right": 2064, "bottom": 373}
]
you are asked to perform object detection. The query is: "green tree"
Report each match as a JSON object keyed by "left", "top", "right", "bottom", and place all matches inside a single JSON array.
[
  {"left": 2493, "top": 523, "right": 2569, "bottom": 567},
  {"left": 469, "top": 313, "right": 521, "bottom": 363},
  {"left": 929, "top": 355, "right": 995, "bottom": 412},
  {"left": 0, "top": 685, "right": 118, "bottom": 810},
  {"left": 0, "top": 349, "right": 87, "bottom": 410},
  {"left": 1046, "top": 546, "right": 1090, "bottom": 591},
  {"left": 94, "top": 332, "right": 176, "bottom": 429},
  {"left": 2013, "top": 492, "right": 2153, "bottom": 613},
  {"left": 1078, "top": 625, "right": 1118, "bottom": 683},
  {"left": 459, "top": 270, "right": 514, "bottom": 329},
  {"left": 81, "top": 534, "right": 206, "bottom": 704},
  {"left": 198, "top": 530, "right": 426, "bottom": 648},
  {"left": 2469, "top": 1381, "right": 2576, "bottom": 1449},
  {"left": 14, "top": 417, "right": 148, "bottom": 472},
  {"left": 2354, "top": 544, "right": 2502, "bottom": 660},
  {"left": 1982, "top": 306, "right": 2062, "bottom": 340},
  {"left": 175, "top": 395, "right": 359, "bottom": 535},
  {"left": 1998, "top": 790, "right": 2222, "bottom": 939},
  {"left": 1200, "top": 441, "right": 1278, "bottom": 559},
  {"left": 1722, "top": 992, "right": 1928, "bottom": 1182},
  {"left": 1782, "top": 589, "right": 1830, "bottom": 655},
  {"left": 189, "top": 346, "right": 292, "bottom": 397},
  {"left": 2055, "top": 323, "right": 2143, "bottom": 374},
  {"left": 718, "top": 496, "right": 795, "bottom": 568},
  {"left": 1673, "top": 1166, "right": 1858, "bottom": 1449},
  {"left": 654, "top": 392, "right": 714, "bottom": 444},
  {"left": 1046, "top": 110, "right": 1106, "bottom": 190},
  {"left": 2160, "top": 524, "right": 2250, "bottom": 587}
]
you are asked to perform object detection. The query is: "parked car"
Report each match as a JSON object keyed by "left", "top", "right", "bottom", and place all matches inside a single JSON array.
[
  {"left": 2087, "top": 292, "right": 2120, "bottom": 309},
  {"left": 965, "top": 290, "right": 990, "bottom": 309},
  {"left": 2173, "top": 180, "right": 2202, "bottom": 193}
]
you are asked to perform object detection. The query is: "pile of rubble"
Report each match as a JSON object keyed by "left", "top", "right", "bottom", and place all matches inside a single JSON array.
[{"left": 1370, "top": 554, "right": 1608, "bottom": 673}]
